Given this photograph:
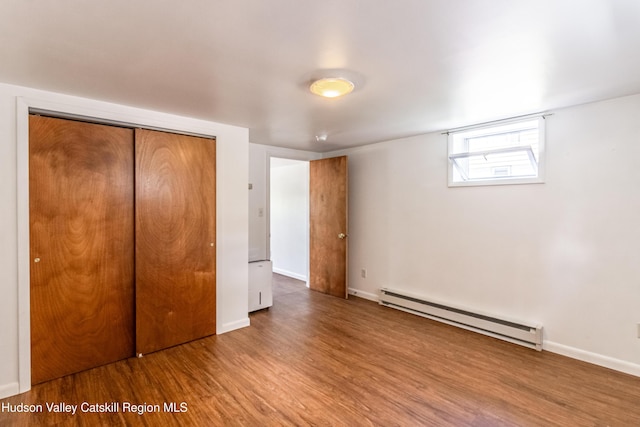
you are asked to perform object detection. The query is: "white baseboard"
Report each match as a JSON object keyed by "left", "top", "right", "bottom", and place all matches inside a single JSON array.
[
  {"left": 0, "top": 382, "right": 20, "bottom": 399},
  {"left": 544, "top": 341, "right": 640, "bottom": 377},
  {"left": 272, "top": 267, "right": 307, "bottom": 282},
  {"left": 348, "top": 287, "right": 379, "bottom": 302},
  {"left": 363, "top": 286, "right": 639, "bottom": 378},
  {"left": 217, "top": 318, "right": 250, "bottom": 334}
]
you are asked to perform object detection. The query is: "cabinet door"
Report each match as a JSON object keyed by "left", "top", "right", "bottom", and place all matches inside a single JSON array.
[
  {"left": 135, "top": 129, "right": 216, "bottom": 355},
  {"left": 29, "top": 115, "right": 135, "bottom": 384}
]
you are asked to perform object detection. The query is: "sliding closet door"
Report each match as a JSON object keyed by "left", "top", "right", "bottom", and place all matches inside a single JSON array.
[
  {"left": 29, "top": 115, "right": 135, "bottom": 384},
  {"left": 135, "top": 129, "right": 216, "bottom": 355}
]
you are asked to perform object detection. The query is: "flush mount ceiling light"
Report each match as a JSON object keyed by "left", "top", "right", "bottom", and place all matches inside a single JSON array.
[{"left": 309, "top": 77, "right": 355, "bottom": 98}]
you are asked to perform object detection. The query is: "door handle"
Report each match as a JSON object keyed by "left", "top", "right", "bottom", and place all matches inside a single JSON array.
[{"left": 338, "top": 233, "right": 347, "bottom": 239}]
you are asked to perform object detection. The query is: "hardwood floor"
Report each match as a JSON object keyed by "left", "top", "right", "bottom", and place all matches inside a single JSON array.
[{"left": 2, "top": 273, "right": 639, "bottom": 426}]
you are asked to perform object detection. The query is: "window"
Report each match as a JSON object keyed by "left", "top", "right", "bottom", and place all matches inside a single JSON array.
[{"left": 448, "top": 116, "right": 545, "bottom": 187}]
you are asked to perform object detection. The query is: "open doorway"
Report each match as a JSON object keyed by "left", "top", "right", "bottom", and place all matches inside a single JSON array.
[
  {"left": 269, "top": 157, "right": 309, "bottom": 284},
  {"left": 248, "top": 151, "right": 348, "bottom": 311}
]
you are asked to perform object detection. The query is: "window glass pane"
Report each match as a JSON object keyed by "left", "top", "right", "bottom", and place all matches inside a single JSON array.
[
  {"left": 448, "top": 118, "right": 544, "bottom": 186},
  {"left": 464, "top": 149, "right": 537, "bottom": 180}
]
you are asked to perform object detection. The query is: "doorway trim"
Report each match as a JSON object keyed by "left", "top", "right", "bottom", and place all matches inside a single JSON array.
[{"left": 265, "top": 148, "right": 321, "bottom": 287}]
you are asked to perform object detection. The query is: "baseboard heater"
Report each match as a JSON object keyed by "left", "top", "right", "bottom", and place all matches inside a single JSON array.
[{"left": 379, "top": 288, "right": 543, "bottom": 351}]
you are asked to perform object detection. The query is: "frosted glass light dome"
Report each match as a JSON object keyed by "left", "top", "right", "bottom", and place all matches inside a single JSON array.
[{"left": 309, "top": 77, "right": 354, "bottom": 98}]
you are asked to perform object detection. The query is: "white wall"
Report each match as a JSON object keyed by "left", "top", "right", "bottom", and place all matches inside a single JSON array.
[
  {"left": 248, "top": 143, "right": 320, "bottom": 264},
  {"left": 333, "top": 93, "right": 640, "bottom": 376},
  {"left": 0, "top": 82, "right": 250, "bottom": 398},
  {"left": 249, "top": 144, "right": 269, "bottom": 262},
  {"left": 270, "top": 159, "right": 309, "bottom": 280}
]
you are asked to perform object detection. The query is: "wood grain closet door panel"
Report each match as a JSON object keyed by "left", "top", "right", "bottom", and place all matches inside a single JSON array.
[
  {"left": 309, "top": 156, "right": 348, "bottom": 299},
  {"left": 29, "top": 115, "right": 135, "bottom": 385},
  {"left": 135, "top": 129, "right": 216, "bottom": 355}
]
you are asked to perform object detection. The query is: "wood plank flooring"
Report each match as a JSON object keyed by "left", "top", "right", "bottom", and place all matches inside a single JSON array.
[{"left": 1, "top": 273, "right": 639, "bottom": 426}]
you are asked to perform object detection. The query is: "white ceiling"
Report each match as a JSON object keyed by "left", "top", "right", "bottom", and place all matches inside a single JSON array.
[{"left": 2, "top": 0, "right": 640, "bottom": 152}]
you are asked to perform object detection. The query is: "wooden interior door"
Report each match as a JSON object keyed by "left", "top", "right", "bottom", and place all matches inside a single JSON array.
[
  {"left": 135, "top": 129, "right": 216, "bottom": 355},
  {"left": 309, "top": 156, "right": 348, "bottom": 298},
  {"left": 29, "top": 115, "right": 135, "bottom": 384}
]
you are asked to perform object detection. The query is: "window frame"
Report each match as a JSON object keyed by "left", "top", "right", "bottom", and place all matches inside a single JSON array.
[{"left": 447, "top": 116, "right": 546, "bottom": 187}]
